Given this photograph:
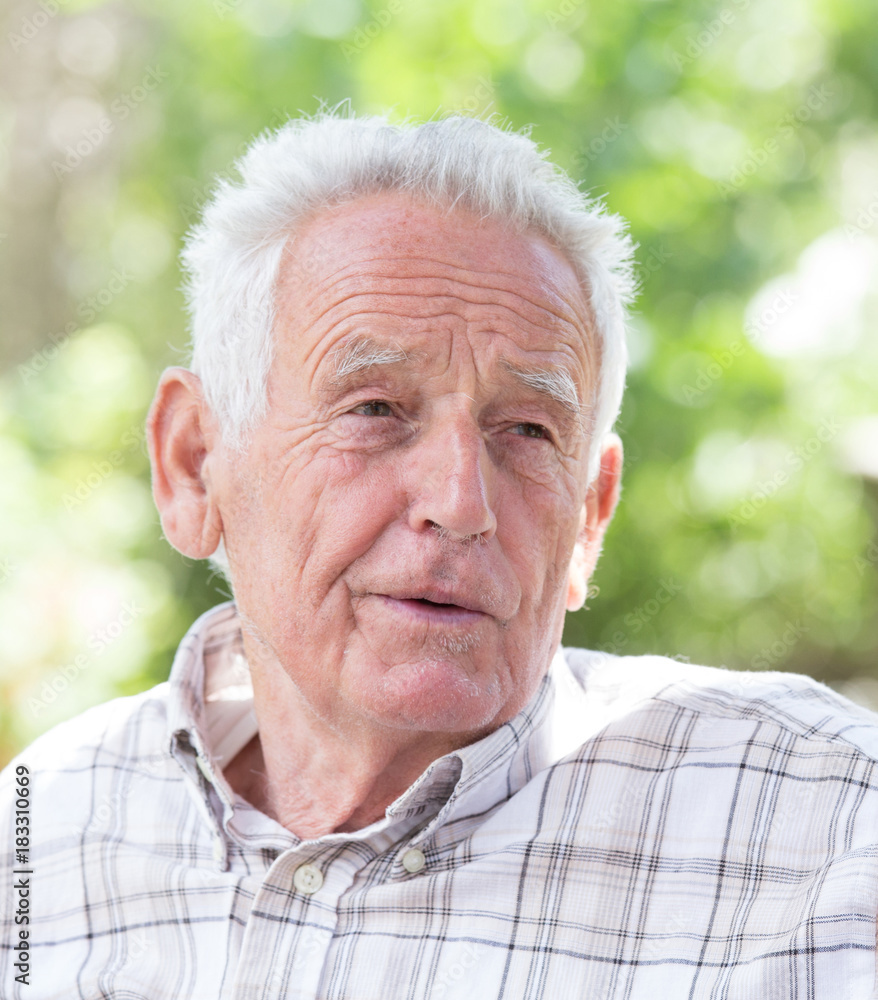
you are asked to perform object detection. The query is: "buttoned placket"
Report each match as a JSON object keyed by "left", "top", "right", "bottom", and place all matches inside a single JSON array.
[
  {"left": 205, "top": 710, "right": 554, "bottom": 997},
  {"left": 182, "top": 750, "right": 452, "bottom": 999},
  {"left": 227, "top": 840, "right": 377, "bottom": 999},
  {"left": 218, "top": 809, "right": 452, "bottom": 1000}
]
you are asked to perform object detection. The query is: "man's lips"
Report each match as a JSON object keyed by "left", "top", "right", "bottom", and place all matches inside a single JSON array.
[
  {"left": 348, "top": 573, "right": 517, "bottom": 624},
  {"left": 374, "top": 594, "right": 489, "bottom": 627},
  {"left": 378, "top": 587, "right": 489, "bottom": 616}
]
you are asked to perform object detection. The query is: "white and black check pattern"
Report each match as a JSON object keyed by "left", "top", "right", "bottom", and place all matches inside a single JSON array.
[{"left": 3, "top": 602, "right": 878, "bottom": 999}]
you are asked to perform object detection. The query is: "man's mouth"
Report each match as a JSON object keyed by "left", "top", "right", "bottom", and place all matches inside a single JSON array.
[
  {"left": 348, "top": 573, "right": 514, "bottom": 627},
  {"left": 403, "top": 597, "right": 472, "bottom": 612},
  {"left": 383, "top": 586, "right": 489, "bottom": 613},
  {"left": 374, "top": 592, "right": 490, "bottom": 626}
]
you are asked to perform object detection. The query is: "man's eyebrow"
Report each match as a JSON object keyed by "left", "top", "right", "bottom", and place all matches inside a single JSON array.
[
  {"left": 319, "top": 341, "right": 587, "bottom": 428},
  {"left": 320, "top": 337, "right": 411, "bottom": 391},
  {"left": 500, "top": 359, "right": 587, "bottom": 428}
]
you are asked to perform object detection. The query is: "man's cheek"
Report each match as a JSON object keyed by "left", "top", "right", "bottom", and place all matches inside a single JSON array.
[
  {"left": 512, "top": 463, "right": 581, "bottom": 523},
  {"left": 301, "top": 477, "right": 398, "bottom": 579},
  {"left": 507, "top": 539, "right": 559, "bottom": 613}
]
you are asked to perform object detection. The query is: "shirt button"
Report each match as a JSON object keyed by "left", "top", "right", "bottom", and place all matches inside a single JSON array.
[
  {"left": 402, "top": 848, "right": 426, "bottom": 873},
  {"left": 293, "top": 864, "right": 323, "bottom": 895}
]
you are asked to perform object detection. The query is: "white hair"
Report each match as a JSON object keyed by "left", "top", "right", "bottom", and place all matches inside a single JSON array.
[{"left": 180, "top": 109, "right": 636, "bottom": 573}]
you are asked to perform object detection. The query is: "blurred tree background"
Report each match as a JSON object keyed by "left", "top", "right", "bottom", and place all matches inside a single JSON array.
[{"left": 1, "top": 0, "right": 877, "bottom": 767}]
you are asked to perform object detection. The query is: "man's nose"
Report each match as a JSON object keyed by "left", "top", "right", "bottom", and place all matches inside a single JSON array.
[{"left": 408, "top": 413, "right": 498, "bottom": 542}]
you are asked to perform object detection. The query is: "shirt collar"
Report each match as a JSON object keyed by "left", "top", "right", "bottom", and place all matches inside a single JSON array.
[{"left": 165, "top": 602, "right": 592, "bottom": 842}]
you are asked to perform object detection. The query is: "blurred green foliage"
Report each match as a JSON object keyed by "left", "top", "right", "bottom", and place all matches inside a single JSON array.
[{"left": 1, "top": 0, "right": 877, "bottom": 766}]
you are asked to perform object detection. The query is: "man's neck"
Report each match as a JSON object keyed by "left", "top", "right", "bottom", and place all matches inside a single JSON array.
[{"left": 223, "top": 644, "right": 478, "bottom": 840}]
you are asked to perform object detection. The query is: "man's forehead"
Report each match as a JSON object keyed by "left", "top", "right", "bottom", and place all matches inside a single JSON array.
[
  {"left": 271, "top": 194, "right": 598, "bottom": 395},
  {"left": 277, "top": 192, "right": 592, "bottom": 328}
]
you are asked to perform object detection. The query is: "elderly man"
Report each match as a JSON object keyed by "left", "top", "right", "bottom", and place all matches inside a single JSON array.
[{"left": 3, "top": 113, "right": 878, "bottom": 999}]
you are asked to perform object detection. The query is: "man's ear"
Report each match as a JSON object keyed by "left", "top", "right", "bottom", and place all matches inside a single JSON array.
[
  {"left": 147, "top": 367, "right": 223, "bottom": 560},
  {"left": 566, "top": 434, "right": 623, "bottom": 612}
]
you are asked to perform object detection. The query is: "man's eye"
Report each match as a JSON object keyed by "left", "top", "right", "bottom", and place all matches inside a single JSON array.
[
  {"left": 351, "top": 400, "right": 393, "bottom": 417},
  {"left": 511, "top": 422, "right": 548, "bottom": 439}
]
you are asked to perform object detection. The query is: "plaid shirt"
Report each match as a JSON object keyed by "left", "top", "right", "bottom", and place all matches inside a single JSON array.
[{"left": 3, "top": 601, "right": 878, "bottom": 999}]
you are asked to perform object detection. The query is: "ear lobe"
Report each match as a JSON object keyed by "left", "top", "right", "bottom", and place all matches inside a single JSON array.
[
  {"left": 565, "top": 536, "right": 590, "bottom": 611},
  {"left": 565, "top": 434, "right": 623, "bottom": 612},
  {"left": 147, "top": 367, "right": 223, "bottom": 560}
]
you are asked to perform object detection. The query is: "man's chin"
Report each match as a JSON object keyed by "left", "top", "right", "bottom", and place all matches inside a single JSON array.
[{"left": 346, "top": 653, "right": 507, "bottom": 736}]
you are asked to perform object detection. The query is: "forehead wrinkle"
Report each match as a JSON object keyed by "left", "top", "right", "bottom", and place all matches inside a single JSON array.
[
  {"left": 295, "top": 289, "right": 585, "bottom": 374},
  {"left": 295, "top": 296, "right": 568, "bottom": 375},
  {"left": 289, "top": 253, "right": 587, "bottom": 332},
  {"left": 289, "top": 230, "right": 569, "bottom": 290}
]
